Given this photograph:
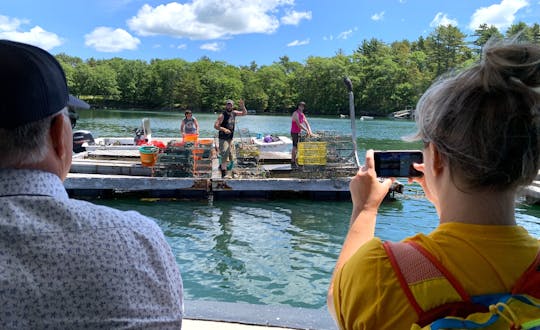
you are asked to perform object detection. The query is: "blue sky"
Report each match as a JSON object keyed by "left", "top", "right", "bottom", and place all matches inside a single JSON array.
[{"left": 0, "top": 0, "right": 538, "bottom": 66}]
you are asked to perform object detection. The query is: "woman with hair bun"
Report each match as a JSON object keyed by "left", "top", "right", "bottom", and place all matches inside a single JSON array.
[{"left": 328, "top": 40, "right": 540, "bottom": 329}]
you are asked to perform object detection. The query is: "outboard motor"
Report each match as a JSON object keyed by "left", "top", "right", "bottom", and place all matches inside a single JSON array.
[
  {"left": 134, "top": 127, "right": 147, "bottom": 145},
  {"left": 73, "top": 130, "right": 95, "bottom": 153}
]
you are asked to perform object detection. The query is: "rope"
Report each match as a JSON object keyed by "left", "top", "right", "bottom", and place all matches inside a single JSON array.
[{"left": 489, "top": 302, "right": 521, "bottom": 329}]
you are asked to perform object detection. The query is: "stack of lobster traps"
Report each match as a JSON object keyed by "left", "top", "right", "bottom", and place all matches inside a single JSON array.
[
  {"left": 294, "top": 131, "right": 358, "bottom": 178},
  {"left": 152, "top": 140, "right": 213, "bottom": 178}
]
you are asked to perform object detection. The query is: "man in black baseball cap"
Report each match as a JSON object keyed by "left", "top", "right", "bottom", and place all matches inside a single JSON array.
[{"left": 0, "top": 40, "right": 184, "bottom": 327}]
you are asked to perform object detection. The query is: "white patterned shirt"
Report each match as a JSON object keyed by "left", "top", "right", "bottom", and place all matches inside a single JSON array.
[{"left": 0, "top": 169, "right": 183, "bottom": 329}]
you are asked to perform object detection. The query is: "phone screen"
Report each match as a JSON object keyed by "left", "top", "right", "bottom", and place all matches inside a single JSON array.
[{"left": 374, "top": 150, "right": 423, "bottom": 177}]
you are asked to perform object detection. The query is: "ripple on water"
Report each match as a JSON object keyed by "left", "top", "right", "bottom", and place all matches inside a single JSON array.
[{"left": 92, "top": 194, "right": 539, "bottom": 309}]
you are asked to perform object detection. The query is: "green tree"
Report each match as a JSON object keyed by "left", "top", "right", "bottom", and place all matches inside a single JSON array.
[
  {"left": 256, "top": 64, "right": 288, "bottom": 112},
  {"left": 56, "top": 53, "right": 85, "bottom": 96},
  {"left": 240, "top": 66, "right": 268, "bottom": 111},
  {"left": 425, "top": 25, "right": 471, "bottom": 75},
  {"left": 295, "top": 55, "right": 350, "bottom": 115},
  {"left": 472, "top": 24, "right": 503, "bottom": 55},
  {"left": 198, "top": 61, "right": 243, "bottom": 111}
]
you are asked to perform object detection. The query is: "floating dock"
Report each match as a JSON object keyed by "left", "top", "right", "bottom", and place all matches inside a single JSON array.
[
  {"left": 67, "top": 148, "right": 354, "bottom": 200},
  {"left": 66, "top": 145, "right": 540, "bottom": 204}
]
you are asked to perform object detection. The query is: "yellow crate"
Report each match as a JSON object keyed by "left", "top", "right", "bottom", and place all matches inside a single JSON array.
[{"left": 297, "top": 142, "right": 327, "bottom": 165}]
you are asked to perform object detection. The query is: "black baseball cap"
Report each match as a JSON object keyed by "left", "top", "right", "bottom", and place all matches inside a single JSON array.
[{"left": 0, "top": 40, "right": 85, "bottom": 129}]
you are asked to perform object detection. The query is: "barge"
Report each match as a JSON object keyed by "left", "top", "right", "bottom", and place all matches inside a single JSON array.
[{"left": 67, "top": 135, "right": 540, "bottom": 204}]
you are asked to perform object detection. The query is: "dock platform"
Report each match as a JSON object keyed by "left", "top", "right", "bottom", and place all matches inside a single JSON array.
[{"left": 67, "top": 150, "right": 540, "bottom": 203}]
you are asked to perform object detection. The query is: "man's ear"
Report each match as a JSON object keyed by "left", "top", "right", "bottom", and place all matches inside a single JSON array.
[
  {"left": 49, "top": 113, "right": 68, "bottom": 160},
  {"left": 429, "top": 142, "right": 445, "bottom": 176}
]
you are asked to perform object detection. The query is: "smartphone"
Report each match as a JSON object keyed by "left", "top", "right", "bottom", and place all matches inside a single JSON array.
[{"left": 373, "top": 150, "right": 423, "bottom": 177}]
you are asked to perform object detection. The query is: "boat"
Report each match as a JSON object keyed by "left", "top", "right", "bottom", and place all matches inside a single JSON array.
[
  {"left": 360, "top": 116, "right": 374, "bottom": 121},
  {"left": 251, "top": 135, "right": 292, "bottom": 153},
  {"left": 391, "top": 106, "right": 415, "bottom": 119}
]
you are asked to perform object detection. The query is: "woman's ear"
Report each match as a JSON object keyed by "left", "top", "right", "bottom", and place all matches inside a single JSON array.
[{"left": 429, "top": 143, "right": 445, "bottom": 176}]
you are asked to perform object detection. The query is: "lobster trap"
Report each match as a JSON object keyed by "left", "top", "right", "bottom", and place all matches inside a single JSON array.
[
  {"left": 292, "top": 131, "right": 358, "bottom": 178},
  {"left": 301, "top": 131, "right": 357, "bottom": 165},
  {"left": 152, "top": 140, "right": 213, "bottom": 178}
]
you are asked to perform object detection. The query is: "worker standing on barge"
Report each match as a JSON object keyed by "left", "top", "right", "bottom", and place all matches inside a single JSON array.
[{"left": 214, "top": 99, "right": 248, "bottom": 178}]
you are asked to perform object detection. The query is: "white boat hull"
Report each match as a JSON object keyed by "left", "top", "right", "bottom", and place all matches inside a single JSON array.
[{"left": 251, "top": 136, "right": 292, "bottom": 152}]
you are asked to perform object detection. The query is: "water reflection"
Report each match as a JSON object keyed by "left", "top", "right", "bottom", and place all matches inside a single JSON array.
[{"left": 93, "top": 194, "right": 539, "bottom": 310}]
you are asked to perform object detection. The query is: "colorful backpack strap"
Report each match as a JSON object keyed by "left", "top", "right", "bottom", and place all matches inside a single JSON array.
[
  {"left": 383, "top": 241, "right": 487, "bottom": 327},
  {"left": 512, "top": 248, "right": 540, "bottom": 298}
]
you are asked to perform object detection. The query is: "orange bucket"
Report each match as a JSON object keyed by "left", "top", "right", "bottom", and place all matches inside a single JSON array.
[
  {"left": 139, "top": 146, "right": 159, "bottom": 167},
  {"left": 197, "top": 138, "right": 213, "bottom": 147},
  {"left": 183, "top": 133, "right": 199, "bottom": 143}
]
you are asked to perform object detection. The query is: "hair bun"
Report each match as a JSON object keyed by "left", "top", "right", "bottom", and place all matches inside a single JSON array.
[{"left": 482, "top": 42, "right": 540, "bottom": 92}]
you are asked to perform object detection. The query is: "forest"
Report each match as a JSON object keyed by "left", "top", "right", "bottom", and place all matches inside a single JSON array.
[{"left": 57, "top": 22, "right": 540, "bottom": 116}]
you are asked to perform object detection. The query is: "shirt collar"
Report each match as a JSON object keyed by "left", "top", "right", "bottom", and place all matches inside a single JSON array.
[{"left": 0, "top": 169, "right": 69, "bottom": 200}]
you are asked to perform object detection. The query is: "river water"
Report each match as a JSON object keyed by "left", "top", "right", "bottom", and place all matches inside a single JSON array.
[{"left": 76, "top": 109, "right": 540, "bottom": 310}]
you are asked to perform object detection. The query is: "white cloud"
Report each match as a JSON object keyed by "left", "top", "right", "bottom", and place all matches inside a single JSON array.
[
  {"left": 281, "top": 10, "right": 312, "bottom": 25},
  {"left": 430, "top": 12, "right": 459, "bottom": 27},
  {"left": 200, "top": 42, "right": 223, "bottom": 51},
  {"left": 287, "top": 38, "right": 310, "bottom": 47},
  {"left": 468, "top": 0, "right": 528, "bottom": 30},
  {"left": 337, "top": 28, "right": 357, "bottom": 40},
  {"left": 0, "top": 15, "right": 62, "bottom": 50},
  {"left": 128, "top": 0, "right": 297, "bottom": 40},
  {"left": 85, "top": 27, "right": 140, "bottom": 52},
  {"left": 323, "top": 35, "right": 334, "bottom": 41},
  {"left": 371, "top": 11, "right": 385, "bottom": 21},
  {"left": 176, "top": 44, "right": 187, "bottom": 49}
]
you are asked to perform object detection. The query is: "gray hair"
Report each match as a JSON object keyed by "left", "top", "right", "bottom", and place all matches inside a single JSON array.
[
  {"left": 0, "top": 108, "right": 68, "bottom": 168},
  {"left": 406, "top": 39, "right": 540, "bottom": 191}
]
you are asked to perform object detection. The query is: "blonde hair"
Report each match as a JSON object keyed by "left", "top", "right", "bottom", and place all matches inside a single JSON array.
[{"left": 407, "top": 39, "right": 540, "bottom": 191}]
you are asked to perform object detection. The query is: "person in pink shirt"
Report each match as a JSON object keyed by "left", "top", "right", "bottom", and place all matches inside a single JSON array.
[{"left": 290, "top": 101, "right": 313, "bottom": 168}]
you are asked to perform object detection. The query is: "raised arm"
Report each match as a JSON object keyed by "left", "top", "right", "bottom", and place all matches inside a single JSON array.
[
  {"left": 235, "top": 99, "right": 248, "bottom": 116},
  {"left": 327, "top": 150, "right": 393, "bottom": 321}
]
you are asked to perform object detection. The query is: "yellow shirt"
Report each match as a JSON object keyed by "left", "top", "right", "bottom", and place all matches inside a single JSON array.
[{"left": 332, "top": 222, "right": 540, "bottom": 330}]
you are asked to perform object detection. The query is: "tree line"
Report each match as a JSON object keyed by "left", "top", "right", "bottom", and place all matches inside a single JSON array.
[{"left": 57, "top": 22, "right": 540, "bottom": 116}]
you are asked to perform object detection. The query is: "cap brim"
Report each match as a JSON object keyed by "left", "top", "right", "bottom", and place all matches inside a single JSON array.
[{"left": 68, "top": 94, "right": 90, "bottom": 109}]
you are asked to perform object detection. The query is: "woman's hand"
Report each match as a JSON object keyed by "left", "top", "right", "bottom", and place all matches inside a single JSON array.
[{"left": 350, "top": 150, "right": 393, "bottom": 218}]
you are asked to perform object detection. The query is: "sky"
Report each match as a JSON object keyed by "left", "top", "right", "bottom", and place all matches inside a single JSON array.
[{"left": 0, "top": 0, "right": 538, "bottom": 66}]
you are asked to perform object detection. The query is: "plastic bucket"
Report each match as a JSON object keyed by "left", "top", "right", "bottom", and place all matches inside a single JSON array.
[
  {"left": 139, "top": 145, "right": 159, "bottom": 167},
  {"left": 197, "top": 138, "right": 213, "bottom": 146},
  {"left": 183, "top": 133, "right": 199, "bottom": 143}
]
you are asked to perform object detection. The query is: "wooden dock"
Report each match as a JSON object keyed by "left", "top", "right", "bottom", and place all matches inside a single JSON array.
[
  {"left": 67, "top": 149, "right": 352, "bottom": 200},
  {"left": 67, "top": 150, "right": 540, "bottom": 204}
]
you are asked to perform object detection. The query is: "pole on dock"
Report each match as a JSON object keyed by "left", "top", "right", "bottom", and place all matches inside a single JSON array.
[
  {"left": 343, "top": 77, "right": 360, "bottom": 167},
  {"left": 142, "top": 118, "right": 152, "bottom": 141}
]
